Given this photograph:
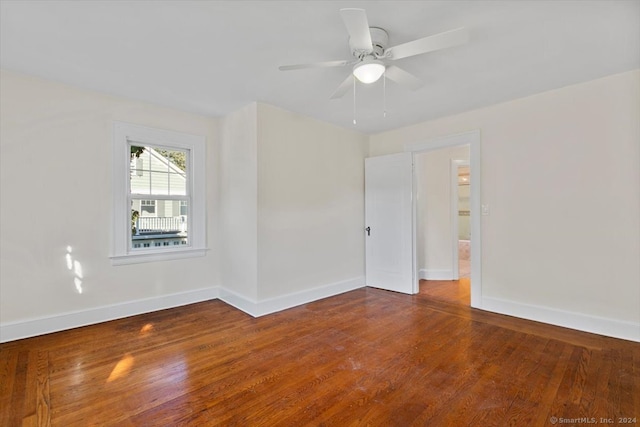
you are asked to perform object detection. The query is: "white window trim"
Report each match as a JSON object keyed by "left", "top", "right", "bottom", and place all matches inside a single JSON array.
[{"left": 111, "top": 121, "right": 207, "bottom": 265}]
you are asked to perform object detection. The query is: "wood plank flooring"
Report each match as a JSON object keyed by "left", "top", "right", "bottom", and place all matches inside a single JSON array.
[
  {"left": 419, "top": 278, "right": 470, "bottom": 305},
  {"left": 1, "top": 286, "right": 638, "bottom": 426}
]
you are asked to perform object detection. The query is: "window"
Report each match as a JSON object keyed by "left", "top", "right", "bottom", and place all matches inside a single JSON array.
[
  {"left": 140, "top": 200, "right": 156, "bottom": 215},
  {"left": 112, "top": 122, "right": 207, "bottom": 265}
]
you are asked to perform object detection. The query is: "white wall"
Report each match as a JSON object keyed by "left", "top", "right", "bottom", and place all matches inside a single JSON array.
[
  {"left": 416, "top": 146, "right": 469, "bottom": 278},
  {"left": 0, "top": 70, "right": 220, "bottom": 329},
  {"left": 218, "top": 103, "right": 259, "bottom": 300},
  {"left": 371, "top": 70, "right": 640, "bottom": 337},
  {"left": 1, "top": 72, "right": 368, "bottom": 337},
  {"left": 216, "top": 102, "right": 367, "bottom": 312},
  {"left": 256, "top": 103, "right": 368, "bottom": 299},
  {"left": 4, "top": 66, "right": 636, "bottom": 342}
]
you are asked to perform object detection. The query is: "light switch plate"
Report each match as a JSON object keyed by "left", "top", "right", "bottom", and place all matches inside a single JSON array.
[{"left": 481, "top": 204, "right": 490, "bottom": 215}]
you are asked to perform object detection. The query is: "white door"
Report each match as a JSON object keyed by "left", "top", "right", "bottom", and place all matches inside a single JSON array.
[{"left": 365, "top": 152, "right": 415, "bottom": 294}]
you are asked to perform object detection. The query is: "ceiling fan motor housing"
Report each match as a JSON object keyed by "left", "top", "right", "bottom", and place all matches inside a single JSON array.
[{"left": 350, "top": 27, "right": 389, "bottom": 58}]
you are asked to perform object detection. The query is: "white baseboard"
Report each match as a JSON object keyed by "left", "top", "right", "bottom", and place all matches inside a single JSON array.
[
  {"left": 1, "top": 278, "right": 365, "bottom": 343},
  {"left": 481, "top": 296, "right": 640, "bottom": 343},
  {"left": 219, "top": 276, "right": 365, "bottom": 317},
  {"left": 0, "top": 287, "right": 220, "bottom": 343},
  {"left": 419, "top": 269, "right": 454, "bottom": 280},
  {"left": 218, "top": 287, "right": 260, "bottom": 317},
  {"left": 7, "top": 279, "right": 634, "bottom": 344}
]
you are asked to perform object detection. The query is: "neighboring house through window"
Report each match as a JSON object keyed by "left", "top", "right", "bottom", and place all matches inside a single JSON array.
[
  {"left": 112, "top": 122, "right": 206, "bottom": 264},
  {"left": 140, "top": 200, "right": 156, "bottom": 215}
]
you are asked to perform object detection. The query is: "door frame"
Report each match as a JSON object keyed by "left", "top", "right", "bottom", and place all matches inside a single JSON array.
[
  {"left": 451, "top": 159, "right": 470, "bottom": 281},
  {"left": 404, "top": 130, "right": 482, "bottom": 308}
]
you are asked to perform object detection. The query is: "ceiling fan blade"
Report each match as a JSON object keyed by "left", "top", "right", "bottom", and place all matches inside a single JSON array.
[
  {"left": 384, "top": 66, "right": 424, "bottom": 91},
  {"left": 330, "top": 74, "right": 354, "bottom": 99},
  {"left": 387, "top": 27, "right": 468, "bottom": 60},
  {"left": 340, "top": 8, "right": 373, "bottom": 52},
  {"left": 279, "top": 60, "right": 351, "bottom": 71}
]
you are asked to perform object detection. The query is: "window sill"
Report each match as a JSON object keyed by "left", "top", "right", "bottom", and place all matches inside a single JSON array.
[{"left": 110, "top": 247, "right": 208, "bottom": 265}]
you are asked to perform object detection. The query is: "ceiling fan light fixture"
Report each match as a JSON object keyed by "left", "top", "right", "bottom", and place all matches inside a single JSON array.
[{"left": 353, "top": 59, "right": 385, "bottom": 84}]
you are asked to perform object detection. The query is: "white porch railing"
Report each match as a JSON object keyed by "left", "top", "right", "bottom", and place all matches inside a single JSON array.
[{"left": 135, "top": 216, "right": 187, "bottom": 234}]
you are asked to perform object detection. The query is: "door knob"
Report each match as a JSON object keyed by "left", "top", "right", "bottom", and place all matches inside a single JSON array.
[{"left": 365, "top": 226, "right": 371, "bottom": 236}]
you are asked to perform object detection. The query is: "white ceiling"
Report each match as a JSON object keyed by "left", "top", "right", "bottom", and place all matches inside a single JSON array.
[{"left": 1, "top": 1, "right": 638, "bottom": 134}]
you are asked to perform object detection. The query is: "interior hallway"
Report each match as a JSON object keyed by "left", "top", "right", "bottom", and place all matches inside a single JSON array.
[{"left": 420, "top": 239, "right": 471, "bottom": 306}]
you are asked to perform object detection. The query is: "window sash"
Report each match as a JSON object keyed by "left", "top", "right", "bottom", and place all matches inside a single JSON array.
[
  {"left": 129, "top": 195, "right": 191, "bottom": 251},
  {"left": 127, "top": 145, "right": 191, "bottom": 195},
  {"left": 126, "top": 142, "right": 192, "bottom": 251}
]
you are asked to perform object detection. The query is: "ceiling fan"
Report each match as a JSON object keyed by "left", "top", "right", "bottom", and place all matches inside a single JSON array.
[{"left": 279, "top": 8, "right": 468, "bottom": 99}]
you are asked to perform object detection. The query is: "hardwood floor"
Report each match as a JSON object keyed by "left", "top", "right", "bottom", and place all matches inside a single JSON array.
[
  {"left": 419, "top": 278, "right": 470, "bottom": 305},
  {"left": 1, "top": 288, "right": 638, "bottom": 426}
]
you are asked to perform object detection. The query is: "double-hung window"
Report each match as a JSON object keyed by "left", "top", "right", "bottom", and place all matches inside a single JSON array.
[{"left": 111, "top": 122, "right": 206, "bottom": 264}]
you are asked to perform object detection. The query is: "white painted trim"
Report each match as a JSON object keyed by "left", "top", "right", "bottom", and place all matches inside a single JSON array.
[
  {"left": 481, "top": 296, "right": 640, "bottom": 343},
  {"left": 4, "top": 279, "right": 636, "bottom": 344},
  {"left": 111, "top": 121, "right": 207, "bottom": 265},
  {"left": 405, "top": 130, "right": 482, "bottom": 308},
  {"left": 468, "top": 136, "right": 482, "bottom": 308},
  {"left": 0, "top": 287, "right": 220, "bottom": 343},
  {"left": 419, "top": 269, "right": 454, "bottom": 281},
  {"left": 220, "top": 277, "right": 365, "bottom": 317},
  {"left": 450, "top": 161, "right": 459, "bottom": 281},
  {"left": 1, "top": 278, "right": 366, "bottom": 343},
  {"left": 256, "top": 277, "right": 364, "bottom": 316},
  {"left": 404, "top": 130, "right": 479, "bottom": 153},
  {"left": 218, "top": 287, "right": 260, "bottom": 317},
  {"left": 411, "top": 155, "right": 419, "bottom": 294},
  {"left": 110, "top": 248, "right": 207, "bottom": 265}
]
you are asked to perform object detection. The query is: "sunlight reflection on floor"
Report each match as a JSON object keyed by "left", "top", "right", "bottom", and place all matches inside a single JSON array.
[
  {"left": 140, "top": 323, "right": 154, "bottom": 335},
  {"left": 107, "top": 353, "right": 134, "bottom": 383}
]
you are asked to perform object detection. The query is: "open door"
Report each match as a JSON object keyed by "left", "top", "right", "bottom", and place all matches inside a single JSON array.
[{"left": 365, "top": 152, "right": 415, "bottom": 294}]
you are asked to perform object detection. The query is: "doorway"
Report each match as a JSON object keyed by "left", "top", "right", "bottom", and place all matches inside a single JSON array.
[{"left": 407, "top": 131, "right": 481, "bottom": 308}]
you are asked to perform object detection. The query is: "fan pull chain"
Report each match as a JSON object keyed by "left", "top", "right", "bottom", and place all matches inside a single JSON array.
[
  {"left": 383, "top": 72, "right": 387, "bottom": 118},
  {"left": 353, "top": 77, "right": 357, "bottom": 125}
]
